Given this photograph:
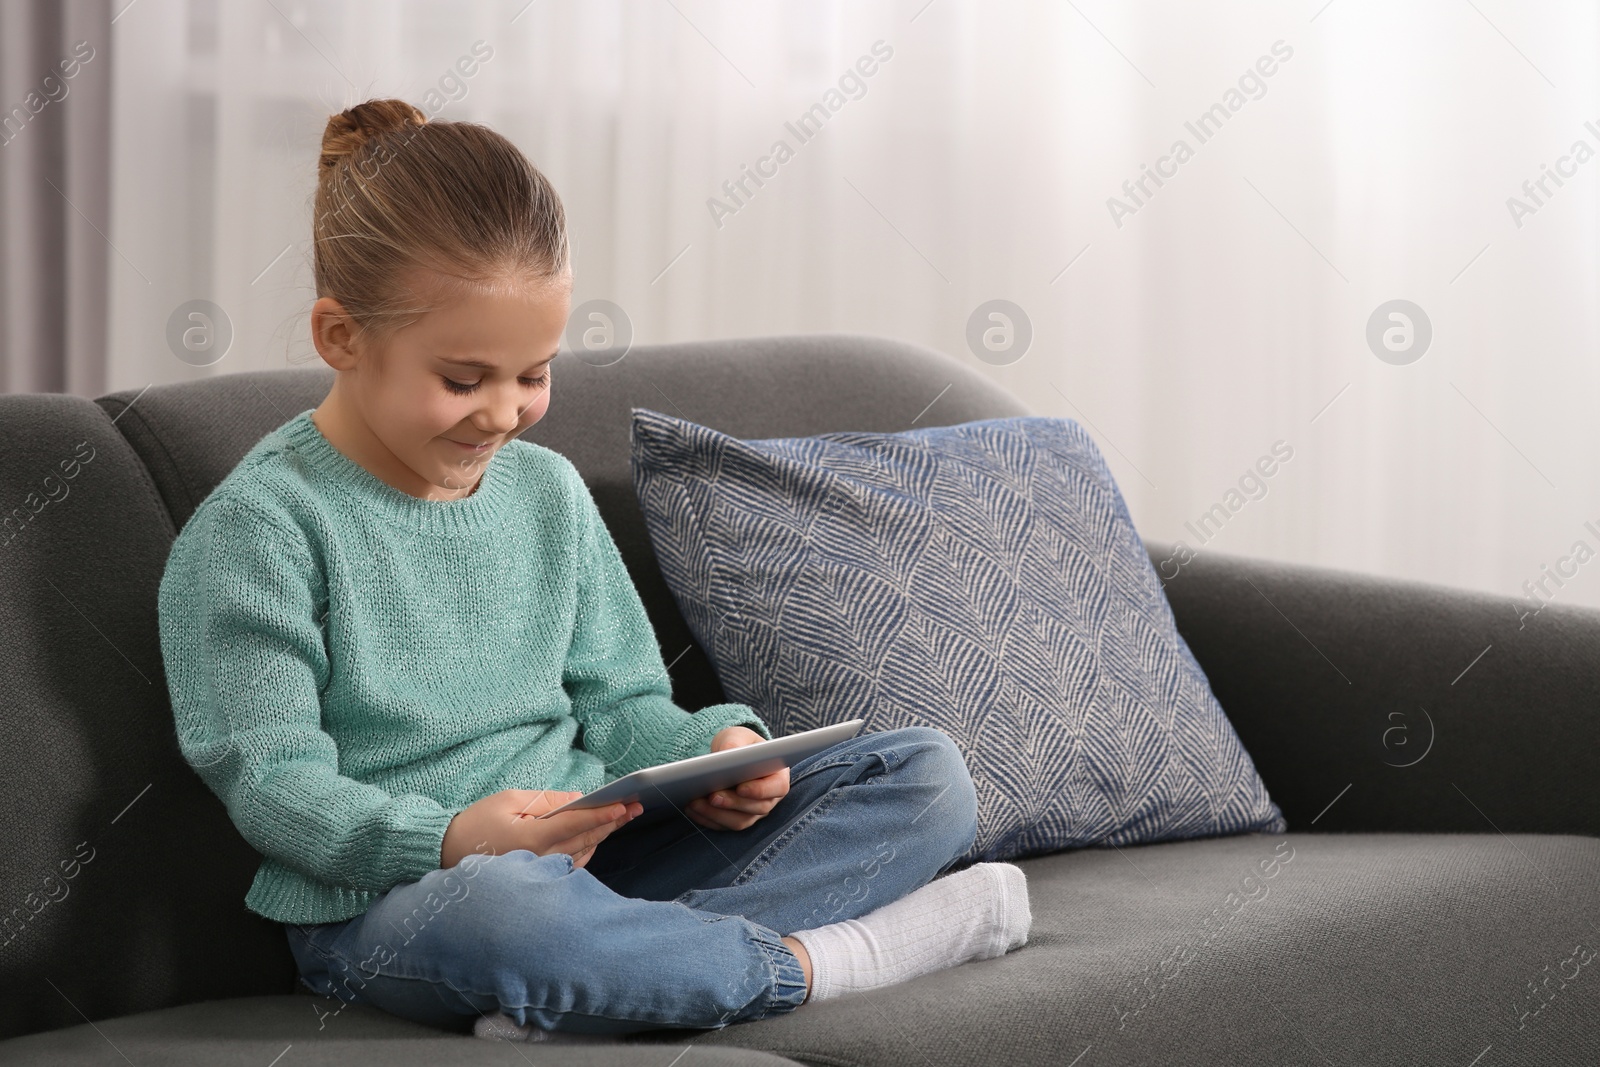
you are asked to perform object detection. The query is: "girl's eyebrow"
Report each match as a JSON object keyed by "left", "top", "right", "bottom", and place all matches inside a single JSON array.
[{"left": 437, "top": 352, "right": 557, "bottom": 371}]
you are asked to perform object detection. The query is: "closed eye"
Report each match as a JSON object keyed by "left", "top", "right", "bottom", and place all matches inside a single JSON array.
[{"left": 441, "top": 369, "right": 550, "bottom": 396}]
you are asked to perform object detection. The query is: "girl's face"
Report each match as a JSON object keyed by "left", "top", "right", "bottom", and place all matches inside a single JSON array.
[{"left": 313, "top": 269, "right": 572, "bottom": 501}]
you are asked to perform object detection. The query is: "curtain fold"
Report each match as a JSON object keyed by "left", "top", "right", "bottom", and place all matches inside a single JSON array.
[{"left": 0, "top": 0, "right": 113, "bottom": 396}]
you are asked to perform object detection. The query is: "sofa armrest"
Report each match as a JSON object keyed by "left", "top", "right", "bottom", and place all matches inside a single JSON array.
[{"left": 1145, "top": 541, "right": 1600, "bottom": 838}]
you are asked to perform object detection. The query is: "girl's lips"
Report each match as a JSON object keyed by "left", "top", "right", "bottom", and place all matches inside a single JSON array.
[{"left": 446, "top": 438, "right": 494, "bottom": 451}]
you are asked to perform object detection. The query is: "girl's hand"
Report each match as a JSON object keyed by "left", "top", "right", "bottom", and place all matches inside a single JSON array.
[
  {"left": 441, "top": 789, "right": 642, "bottom": 870},
  {"left": 686, "top": 726, "right": 790, "bottom": 831}
]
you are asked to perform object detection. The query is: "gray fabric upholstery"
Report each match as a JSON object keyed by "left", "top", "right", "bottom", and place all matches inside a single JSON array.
[
  {"left": 644, "top": 832, "right": 1600, "bottom": 1066},
  {"left": 1147, "top": 543, "right": 1600, "bottom": 839},
  {"left": 2, "top": 332, "right": 1595, "bottom": 1065},
  {"left": 0, "top": 994, "right": 802, "bottom": 1066},
  {"left": 0, "top": 392, "right": 299, "bottom": 1038},
  {"left": 13, "top": 834, "right": 1593, "bottom": 1066}
]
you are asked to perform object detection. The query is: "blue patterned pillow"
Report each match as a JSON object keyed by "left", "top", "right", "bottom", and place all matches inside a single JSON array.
[{"left": 630, "top": 409, "right": 1286, "bottom": 861}]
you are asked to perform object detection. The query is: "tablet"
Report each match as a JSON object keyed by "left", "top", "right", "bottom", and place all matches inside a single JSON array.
[{"left": 530, "top": 719, "right": 866, "bottom": 823}]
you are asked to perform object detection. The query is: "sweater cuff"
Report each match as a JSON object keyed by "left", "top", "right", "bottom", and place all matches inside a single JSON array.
[
  {"left": 667, "top": 703, "right": 772, "bottom": 763},
  {"left": 380, "top": 798, "right": 458, "bottom": 883}
]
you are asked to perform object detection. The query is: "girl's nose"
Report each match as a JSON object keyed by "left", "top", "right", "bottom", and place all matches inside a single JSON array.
[{"left": 477, "top": 388, "right": 524, "bottom": 435}]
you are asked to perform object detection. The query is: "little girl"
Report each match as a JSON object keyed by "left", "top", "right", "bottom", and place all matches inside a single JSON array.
[{"left": 157, "top": 97, "right": 1031, "bottom": 1041}]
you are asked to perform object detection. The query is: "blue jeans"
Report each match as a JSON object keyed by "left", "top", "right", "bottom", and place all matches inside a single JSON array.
[{"left": 284, "top": 725, "right": 979, "bottom": 1036}]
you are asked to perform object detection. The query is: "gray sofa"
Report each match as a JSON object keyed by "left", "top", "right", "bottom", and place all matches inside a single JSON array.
[{"left": 2, "top": 334, "right": 1596, "bottom": 1066}]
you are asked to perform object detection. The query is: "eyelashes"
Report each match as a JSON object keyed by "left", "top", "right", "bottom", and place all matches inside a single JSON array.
[{"left": 441, "top": 370, "right": 550, "bottom": 396}]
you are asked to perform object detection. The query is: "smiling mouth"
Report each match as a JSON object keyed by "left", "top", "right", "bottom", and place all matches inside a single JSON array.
[{"left": 445, "top": 438, "right": 497, "bottom": 451}]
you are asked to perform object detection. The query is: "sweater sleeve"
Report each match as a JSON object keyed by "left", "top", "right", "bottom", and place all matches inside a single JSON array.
[
  {"left": 158, "top": 497, "right": 457, "bottom": 892},
  {"left": 561, "top": 470, "right": 770, "bottom": 779}
]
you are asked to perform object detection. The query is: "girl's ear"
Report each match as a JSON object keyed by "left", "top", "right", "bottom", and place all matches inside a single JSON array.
[{"left": 310, "top": 297, "right": 363, "bottom": 371}]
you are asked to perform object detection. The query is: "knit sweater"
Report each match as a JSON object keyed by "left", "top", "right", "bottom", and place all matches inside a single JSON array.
[{"left": 157, "top": 410, "right": 770, "bottom": 925}]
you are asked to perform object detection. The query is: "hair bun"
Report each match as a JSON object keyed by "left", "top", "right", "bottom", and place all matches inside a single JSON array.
[{"left": 319, "top": 98, "right": 426, "bottom": 174}]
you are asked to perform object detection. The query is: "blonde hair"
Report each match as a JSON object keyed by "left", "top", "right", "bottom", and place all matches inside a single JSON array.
[{"left": 312, "top": 98, "right": 569, "bottom": 345}]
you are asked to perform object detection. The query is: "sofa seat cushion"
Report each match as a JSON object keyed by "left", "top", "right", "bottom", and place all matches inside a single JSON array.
[
  {"left": 0, "top": 994, "right": 801, "bottom": 1066},
  {"left": 4, "top": 834, "right": 1595, "bottom": 1066},
  {"left": 635, "top": 832, "right": 1600, "bottom": 1066}
]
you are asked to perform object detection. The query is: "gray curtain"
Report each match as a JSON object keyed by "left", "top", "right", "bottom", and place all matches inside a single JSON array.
[{"left": 0, "top": 0, "right": 112, "bottom": 396}]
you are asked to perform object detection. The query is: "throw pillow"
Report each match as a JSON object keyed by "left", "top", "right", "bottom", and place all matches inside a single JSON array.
[{"left": 630, "top": 408, "right": 1286, "bottom": 862}]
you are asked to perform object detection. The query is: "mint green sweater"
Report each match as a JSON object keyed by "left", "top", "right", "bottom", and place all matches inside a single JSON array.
[{"left": 157, "top": 410, "right": 770, "bottom": 925}]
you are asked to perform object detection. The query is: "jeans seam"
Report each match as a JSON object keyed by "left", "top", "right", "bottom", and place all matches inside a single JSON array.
[
  {"left": 733, "top": 785, "right": 851, "bottom": 891},
  {"left": 286, "top": 922, "right": 349, "bottom": 978},
  {"left": 791, "top": 746, "right": 894, "bottom": 787},
  {"left": 714, "top": 748, "right": 890, "bottom": 893}
]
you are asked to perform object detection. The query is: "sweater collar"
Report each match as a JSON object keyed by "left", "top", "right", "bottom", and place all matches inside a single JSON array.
[{"left": 276, "top": 409, "right": 518, "bottom": 535}]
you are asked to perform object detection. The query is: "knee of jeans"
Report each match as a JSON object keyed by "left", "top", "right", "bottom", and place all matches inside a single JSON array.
[
  {"left": 895, "top": 726, "right": 979, "bottom": 821},
  {"left": 454, "top": 847, "right": 572, "bottom": 880},
  {"left": 408, "top": 850, "right": 581, "bottom": 963},
  {"left": 446, "top": 847, "right": 576, "bottom": 904},
  {"left": 897, "top": 726, "right": 974, "bottom": 782}
]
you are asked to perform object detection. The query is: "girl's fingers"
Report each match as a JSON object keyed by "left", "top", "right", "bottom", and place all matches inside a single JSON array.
[
  {"left": 733, "top": 768, "right": 790, "bottom": 801},
  {"left": 686, "top": 801, "right": 723, "bottom": 830},
  {"left": 689, "top": 795, "right": 767, "bottom": 830},
  {"left": 691, "top": 796, "right": 732, "bottom": 831},
  {"left": 710, "top": 774, "right": 788, "bottom": 810},
  {"left": 549, "top": 810, "right": 633, "bottom": 855},
  {"left": 706, "top": 790, "right": 772, "bottom": 814}
]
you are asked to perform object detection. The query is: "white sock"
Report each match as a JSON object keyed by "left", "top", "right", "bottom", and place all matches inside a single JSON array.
[
  {"left": 789, "top": 862, "right": 1031, "bottom": 1003},
  {"left": 472, "top": 1012, "right": 613, "bottom": 1043}
]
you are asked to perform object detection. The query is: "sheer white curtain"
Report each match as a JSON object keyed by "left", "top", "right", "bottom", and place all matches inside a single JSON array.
[{"left": 110, "top": 0, "right": 1600, "bottom": 610}]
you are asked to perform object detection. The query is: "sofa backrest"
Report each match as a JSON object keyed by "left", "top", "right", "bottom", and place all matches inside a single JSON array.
[
  {"left": 99, "top": 333, "right": 1034, "bottom": 713},
  {"left": 0, "top": 333, "right": 1032, "bottom": 1039}
]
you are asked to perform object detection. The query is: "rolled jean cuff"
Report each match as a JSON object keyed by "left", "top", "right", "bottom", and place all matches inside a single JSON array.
[{"left": 742, "top": 921, "right": 808, "bottom": 1019}]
